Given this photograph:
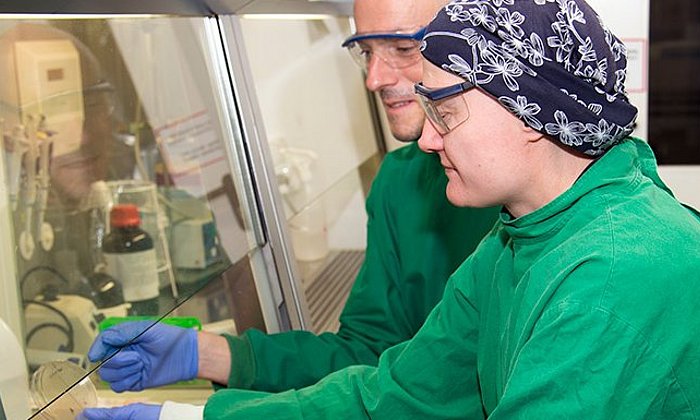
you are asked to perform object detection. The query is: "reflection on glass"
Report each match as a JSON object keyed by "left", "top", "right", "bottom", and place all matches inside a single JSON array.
[
  {"left": 239, "top": 17, "right": 379, "bottom": 222},
  {"left": 239, "top": 17, "right": 381, "bottom": 334},
  {"left": 0, "top": 16, "right": 266, "bottom": 417}
]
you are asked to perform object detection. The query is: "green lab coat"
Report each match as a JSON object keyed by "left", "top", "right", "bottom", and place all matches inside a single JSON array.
[
  {"left": 221, "top": 142, "right": 499, "bottom": 392},
  {"left": 205, "top": 137, "right": 700, "bottom": 418}
]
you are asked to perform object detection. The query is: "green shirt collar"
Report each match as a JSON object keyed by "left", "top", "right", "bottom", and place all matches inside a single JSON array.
[{"left": 499, "top": 137, "right": 671, "bottom": 240}]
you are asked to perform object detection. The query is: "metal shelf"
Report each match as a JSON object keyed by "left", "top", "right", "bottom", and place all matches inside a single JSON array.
[{"left": 303, "top": 249, "right": 364, "bottom": 333}]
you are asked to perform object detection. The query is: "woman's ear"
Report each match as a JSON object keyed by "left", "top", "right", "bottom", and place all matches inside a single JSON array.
[{"left": 522, "top": 122, "right": 545, "bottom": 143}]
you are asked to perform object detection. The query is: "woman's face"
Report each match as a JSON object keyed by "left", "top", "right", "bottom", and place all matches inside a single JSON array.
[{"left": 417, "top": 60, "right": 536, "bottom": 210}]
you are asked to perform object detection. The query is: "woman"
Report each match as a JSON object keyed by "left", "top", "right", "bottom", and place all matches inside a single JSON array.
[
  {"left": 82, "top": 1, "right": 700, "bottom": 418},
  {"left": 407, "top": 0, "right": 700, "bottom": 417}
]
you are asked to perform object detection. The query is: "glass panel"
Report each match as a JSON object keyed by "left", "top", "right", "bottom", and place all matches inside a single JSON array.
[
  {"left": 238, "top": 17, "right": 381, "bottom": 333},
  {"left": 0, "top": 16, "right": 268, "bottom": 417}
]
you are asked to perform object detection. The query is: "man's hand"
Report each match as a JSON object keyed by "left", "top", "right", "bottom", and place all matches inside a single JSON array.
[
  {"left": 88, "top": 320, "right": 198, "bottom": 392},
  {"left": 78, "top": 403, "right": 161, "bottom": 420}
]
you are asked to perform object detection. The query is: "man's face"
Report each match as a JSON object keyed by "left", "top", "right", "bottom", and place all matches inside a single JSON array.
[{"left": 353, "top": 0, "right": 445, "bottom": 142}]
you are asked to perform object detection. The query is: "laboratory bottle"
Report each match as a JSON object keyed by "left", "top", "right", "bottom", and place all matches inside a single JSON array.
[{"left": 103, "top": 204, "right": 160, "bottom": 316}]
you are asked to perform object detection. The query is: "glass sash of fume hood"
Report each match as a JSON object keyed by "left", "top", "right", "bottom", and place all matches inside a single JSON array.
[{"left": 0, "top": 14, "right": 287, "bottom": 418}]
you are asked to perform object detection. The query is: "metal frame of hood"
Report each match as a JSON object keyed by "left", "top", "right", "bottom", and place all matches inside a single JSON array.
[
  {"left": 0, "top": 0, "right": 351, "bottom": 17},
  {"left": 216, "top": 15, "right": 313, "bottom": 330}
]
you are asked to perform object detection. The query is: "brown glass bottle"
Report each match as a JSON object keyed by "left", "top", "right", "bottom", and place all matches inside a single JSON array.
[{"left": 103, "top": 204, "right": 159, "bottom": 316}]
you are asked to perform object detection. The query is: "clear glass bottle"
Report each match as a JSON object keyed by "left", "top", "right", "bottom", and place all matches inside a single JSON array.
[{"left": 103, "top": 204, "right": 159, "bottom": 316}]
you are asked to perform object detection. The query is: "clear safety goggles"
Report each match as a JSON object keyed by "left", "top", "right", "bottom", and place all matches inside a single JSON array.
[
  {"left": 414, "top": 81, "right": 474, "bottom": 135},
  {"left": 341, "top": 27, "right": 426, "bottom": 72}
]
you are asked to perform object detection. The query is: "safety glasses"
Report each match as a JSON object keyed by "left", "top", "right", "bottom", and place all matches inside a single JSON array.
[
  {"left": 414, "top": 81, "right": 474, "bottom": 135},
  {"left": 341, "top": 27, "right": 426, "bottom": 72}
]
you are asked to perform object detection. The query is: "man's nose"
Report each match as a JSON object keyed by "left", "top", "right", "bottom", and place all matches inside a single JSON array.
[
  {"left": 365, "top": 54, "right": 398, "bottom": 92},
  {"left": 417, "top": 119, "right": 443, "bottom": 154}
]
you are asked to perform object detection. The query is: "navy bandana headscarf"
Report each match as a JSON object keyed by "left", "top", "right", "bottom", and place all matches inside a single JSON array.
[{"left": 421, "top": 0, "right": 638, "bottom": 156}]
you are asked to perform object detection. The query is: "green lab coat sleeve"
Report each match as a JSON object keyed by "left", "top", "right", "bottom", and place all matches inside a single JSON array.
[
  {"left": 221, "top": 144, "right": 493, "bottom": 392},
  {"left": 204, "top": 269, "right": 485, "bottom": 419},
  {"left": 220, "top": 144, "right": 497, "bottom": 393},
  {"left": 220, "top": 155, "right": 406, "bottom": 392}
]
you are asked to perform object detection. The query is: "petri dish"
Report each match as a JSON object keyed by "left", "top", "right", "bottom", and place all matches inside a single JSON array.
[{"left": 30, "top": 361, "right": 97, "bottom": 419}]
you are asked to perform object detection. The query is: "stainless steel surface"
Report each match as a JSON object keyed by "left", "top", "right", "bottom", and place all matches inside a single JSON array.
[{"left": 304, "top": 250, "right": 364, "bottom": 333}]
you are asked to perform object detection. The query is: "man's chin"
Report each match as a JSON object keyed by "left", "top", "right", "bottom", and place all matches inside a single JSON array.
[
  {"left": 391, "top": 135, "right": 419, "bottom": 143},
  {"left": 389, "top": 125, "right": 423, "bottom": 143},
  {"left": 383, "top": 108, "right": 424, "bottom": 142}
]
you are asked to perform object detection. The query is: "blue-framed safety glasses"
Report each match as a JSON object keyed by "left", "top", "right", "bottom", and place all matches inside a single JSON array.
[
  {"left": 414, "top": 81, "right": 474, "bottom": 134},
  {"left": 341, "top": 27, "right": 426, "bottom": 72}
]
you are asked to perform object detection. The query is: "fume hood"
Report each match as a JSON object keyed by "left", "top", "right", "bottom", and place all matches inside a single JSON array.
[{"left": 0, "top": 0, "right": 382, "bottom": 417}]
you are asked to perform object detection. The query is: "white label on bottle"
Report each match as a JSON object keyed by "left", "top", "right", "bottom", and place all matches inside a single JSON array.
[{"left": 104, "top": 249, "right": 159, "bottom": 302}]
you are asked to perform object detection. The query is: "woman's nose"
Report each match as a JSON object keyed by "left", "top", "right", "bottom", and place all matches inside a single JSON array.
[{"left": 417, "top": 119, "right": 443, "bottom": 154}]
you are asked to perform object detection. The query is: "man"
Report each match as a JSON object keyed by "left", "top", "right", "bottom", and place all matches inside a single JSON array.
[{"left": 83, "top": 0, "right": 498, "bottom": 417}]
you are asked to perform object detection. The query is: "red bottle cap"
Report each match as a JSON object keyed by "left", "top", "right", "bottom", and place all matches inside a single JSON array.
[{"left": 110, "top": 204, "right": 141, "bottom": 228}]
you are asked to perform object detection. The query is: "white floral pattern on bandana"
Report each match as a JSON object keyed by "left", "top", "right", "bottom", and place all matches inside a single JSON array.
[{"left": 421, "top": 0, "right": 638, "bottom": 156}]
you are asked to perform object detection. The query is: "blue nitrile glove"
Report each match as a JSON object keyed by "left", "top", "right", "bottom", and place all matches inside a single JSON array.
[
  {"left": 87, "top": 320, "right": 198, "bottom": 392},
  {"left": 77, "top": 403, "right": 161, "bottom": 420}
]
